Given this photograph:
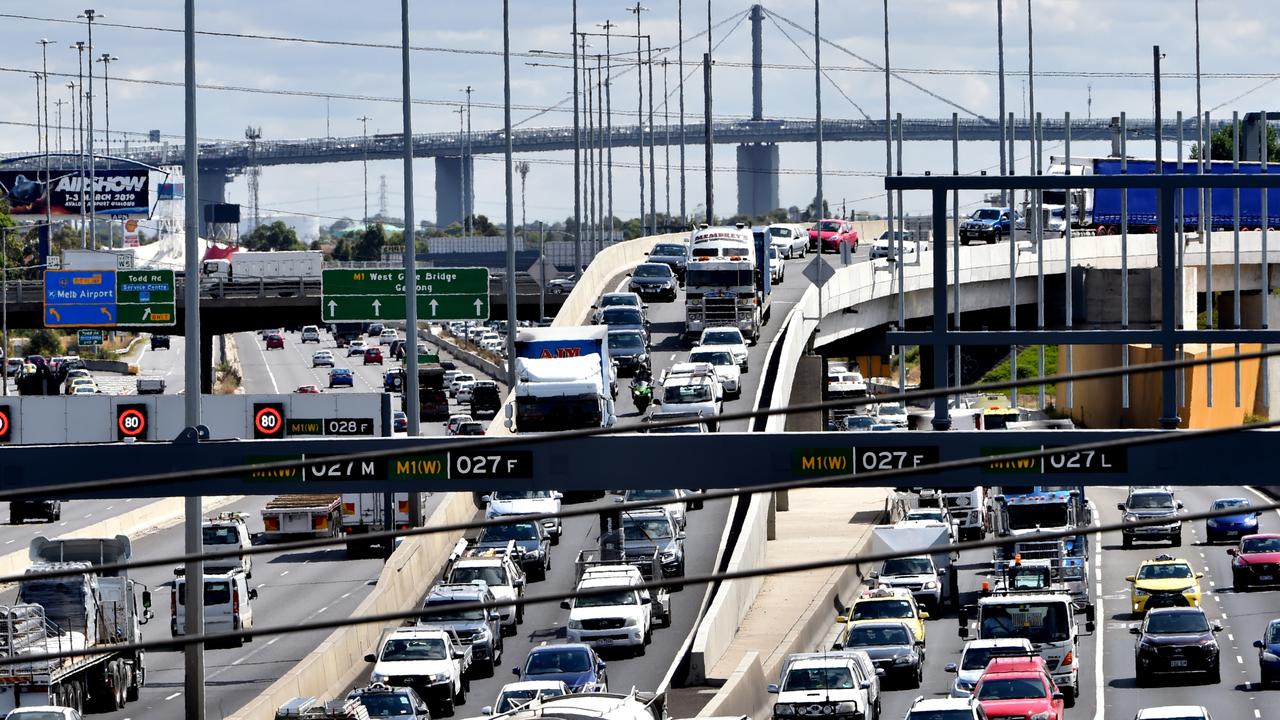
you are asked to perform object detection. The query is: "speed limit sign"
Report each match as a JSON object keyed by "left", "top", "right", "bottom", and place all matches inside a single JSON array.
[
  {"left": 0, "top": 404, "right": 11, "bottom": 443},
  {"left": 116, "top": 403, "right": 148, "bottom": 441},
  {"left": 253, "top": 402, "right": 285, "bottom": 439}
]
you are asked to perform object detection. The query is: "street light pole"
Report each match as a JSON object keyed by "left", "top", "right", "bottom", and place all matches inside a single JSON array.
[
  {"left": 358, "top": 115, "right": 371, "bottom": 225},
  {"left": 462, "top": 85, "right": 474, "bottom": 239},
  {"left": 678, "top": 0, "right": 686, "bottom": 224},
  {"left": 629, "top": 3, "right": 648, "bottom": 232},
  {"left": 572, "top": 0, "right": 582, "bottom": 274},
  {"left": 98, "top": 52, "right": 118, "bottom": 248},
  {"left": 400, "top": 0, "right": 421, "bottom": 436},
  {"left": 38, "top": 39, "right": 53, "bottom": 252},
  {"left": 663, "top": 57, "right": 671, "bottom": 223},
  {"left": 646, "top": 36, "right": 656, "bottom": 234},
  {"left": 599, "top": 20, "right": 616, "bottom": 249},
  {"left": 705, "top": 0, "right": 714, "bottom": 223},
  {"left": 81, "top": 9, "right": 100, "bottom": 248},
  {"left": 502, "top": 0, "right": 519, "bottom": 381},
  {"left": 71, "top": 42, "right": 86, "bottom": 247}
]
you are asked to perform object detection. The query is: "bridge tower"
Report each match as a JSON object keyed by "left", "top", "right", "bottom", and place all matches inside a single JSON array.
[{"left": 736, "top": 4, "right": 780, "bottom": 219}]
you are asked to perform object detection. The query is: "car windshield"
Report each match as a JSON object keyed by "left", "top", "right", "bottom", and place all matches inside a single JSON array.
[
  {"left": 852, "top": 599, "right": 914, "bottom": 620},
  {"left": 663, "top": 383, "right": 713, "bottom": 404},
  {"left": 423, "top": 601, "right": 486, "bottom": 622},
  {"left": 961, "top": 646, "right": 1021, "bottom": 671},
  {"left": 653, "top": 244, "right": 685, "bottom": 255},
  {"left": 1146, "top": 611, "right": 1209, "bottom": 634},
  {"left": 480, "top": 523, "right": 539, "bottom": 542},
  {"left": 622, "top": 516, "right": 673, "bottom": 540},
  {"left": 493, "top": 490, "right": 553, "bottom": 501},
  {"left": 883, "top": 558, "right": 933, "bottom": 575},
  {"left": 972, "top": 208, "right": 1002, "bottom": 220},
  {"left": 819, "top": 221, "right": 842, "bottom": 231},
  {"left": 358, "top": 693, "right": 416, "bottom": 716},
  {"left": 603, "top": 308, "right": 644, "bottom": 325},
  {"left": 449, "top": 565, "right": 509, "bottom": 587},
  {"left": 977, "top": 677, "right": 1047, "bottom": 700},
  {"left": 600, "top": 295, "right": 636, "bottom": 308},
  {"left": 784, "top": 666, "right": 856, "bottom": 691},
  {"left": 627, "top": 489, "right": 679, "bottom": 501},
  {"left": 575, "top": 589, "right": 637, "bottom": 607},
  {"left": 690, "top": 350, "right": 734, "bottom": 366},
  {"left": 496, "top": 689, "right": 558, "bottom": 713},
  {"left": 1129, "top": 493, "right": 1175, "bottom": 510},
  {"left": 1242, "top": 536, "right": 1280, "bottom": 553},
  {"left": 769, "top": 227, "right": 792, "bottom": 237},
  {"left": 1005, "top": 503, "right": 1071, "bottom": 530},
  {"left": 1137, "top": 563, "right": 1193, "bottom": 580},
  {"left": 634, "top": 264, "right": 670, "bottom": 278},
  {"left": 845, "top": 416, "right": 875, "bottom": 429},
  {"left": 609, "top": 332, "right": 646, "bottom": 351},
  {"left": 6, "top": 714, "right": 74, "bottom": 720},
  {"left": 907, "top": 712, "right": 976, "bottom": 720},
  {"left": 1268, "top": 622, "right": 1280, "bottom": 644},
  {"left": 1212, "top": 498, "right": 1250, "bottom": 511},
  {"left": 527, "top": 649, "right": 593, "bottom": 674},
  {"left": 202, "top": 527, "right": 240, "bottom": 546},
  {"left": 843, "top": 625, "right": 911, "bottom": 647},
  {"left": 878, "top": 404, "right": 905, "bottom": 416},
  {"left": 979, "top": 602, "right": 1071, "bottom": 643},
  {"left": 380, "top": 637, "right": 447, "bottom": 661},
  {"left": 703, "top": 330, "right": 742, "bottom": 345}
]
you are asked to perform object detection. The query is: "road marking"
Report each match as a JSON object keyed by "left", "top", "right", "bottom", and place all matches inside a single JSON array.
[
  {"left": 4, "top": 540, "right": 12, "bottom": 545},
  {"left": 85, "top": 513, "right": 92, "bottom": 518},
  {"left": 1243, "top": 486, "right": 1280, "bottom": 520},
  {"left": 266, "top": 637, "right": 279, "bottom": 645},
  {"left": 232, "top": 657, "right": 245, "bottom": 666},
  {"left": 318, "top": 605, "right": 329, "bottom": 613},
  {"left": 256, "top": 583, "right": 266, "bottom": 589},
  {"left": 1254, "top": 710, "right": 1261, "bottom": 719},
  {"left": 1221, "top": 611, "right": 1229, "bottom": 618},
  {"left": 1238, "top": 655, "right": 1245, "bottom": 664},
  {"left": 164, "top": 693, "right": 181, "bottom": 701},
  {"left": 1229, "top": 633, "right": 1234, "bottom": 641},
  {"left": 252, "top": 332, "right": 281, "bottom": 394},
  {"left": 1209, "top": 580, "right": 1216, "bottom": 587},
  {"left": 341, "top": 591, "right": 353, "bottom": 599},
  {"left": 280, "top": 570, "right": 289, "bottom": 577}
]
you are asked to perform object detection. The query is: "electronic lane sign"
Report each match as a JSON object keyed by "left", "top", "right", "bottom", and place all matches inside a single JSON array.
[
  {"left": 854, "top": 446, "right": 941, "bottom": 474},
  {"left": 116, "top": 404, "right": 148, "bottom": 441},
  {"left": 321, "top": 267, "right": 490, "bottom": 323},
  {"left": 982, "top": 445, "right": 1128, "bottom": 474},
  {"left": 449, "top": 450, "right": 533, "bottom": 479},
  {"left": 253, "top": 402, "right": 286, "bottom": 439},
  {"left": 0, "top": 404, "right": 11, "bottom": 443},
  {"left": 286, "top": 417, "right": 375, "bottom": 437},
  {"left": 44, "top": 269, "right": 175, "bottom": 328}
]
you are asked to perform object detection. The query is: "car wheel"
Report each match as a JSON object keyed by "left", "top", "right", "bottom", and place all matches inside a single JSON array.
[
  {"left": 1122, "top": 535, "right": 1132, "bottom": 549},
  {"left": 1207, "top": 664, "right": 1221, "bottom": 684},
  {"left": 551, "top": 531, "right": 560, "bottom": 546},
  {"left": 1172, "top": 533, "right": 1182, "bottom": 547},
  {"left": 986, "top": 237, "right": 996, "bottom": 244},
  {"left": 634, "top": 641, "right": 646, "bottom": 657},
  {"left": 1233, "top": 572, "right": 1249, "bottom": 592},
  {"left": 438, "top": 697, "right": 456, "bottom": 718}
]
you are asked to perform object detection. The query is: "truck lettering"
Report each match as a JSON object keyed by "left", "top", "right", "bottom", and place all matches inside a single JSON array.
[{"left": 540, "top": 348, "right": 583, "bottom": 358}]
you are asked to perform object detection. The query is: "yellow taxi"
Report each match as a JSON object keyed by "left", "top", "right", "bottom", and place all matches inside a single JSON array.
[
  {"left": 1125, "top": 554, "right": 1203, "bottom": 615},
  {"left": 835, "top": 587, "right": 929, "bottom": 645}
]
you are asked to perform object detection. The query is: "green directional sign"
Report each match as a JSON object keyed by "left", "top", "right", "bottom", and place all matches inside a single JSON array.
[
  {"left": 77, "top": 329, "right": 104, "bottom": 346},
  {"left": 321, "top": 267, "right": 490, "bottom": 323},
  {"left": 117, "top": 269, "right": 176, "bottom": 326}
]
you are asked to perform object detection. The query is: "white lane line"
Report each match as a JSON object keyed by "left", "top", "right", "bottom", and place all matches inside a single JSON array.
[
  {"left": 1254, "top": 709, "right": 1261, "bottom": 718},
  {"left": 256, "top": 583, "right": 266, "bottom": 589},
  {"left": 251, "top": 333, "right": 281, "bottom": 394},
  {"left": 85, "top": 513, "right": 92, "bottom": 518},
  {"left": 1229, "top": 633, "right": 1235, "bottom": 642},
  {"left": 4, "top": 540, "right": 12, "bottom": 545},
  {"left": 318, "top": 606, "right": 330, "bottom": 613},
  {"left": 280, "top": 570, "right": 289, "bottom": 577},
  {"left": 341, "top": 591, "right": 353, "bottom": 599},
  {"left": 1091, "top": 498, "right": 1105, "bottom": 720},
  {"left": 1221, "top": 611, "right": 1229, "bottom": 619},
  {"left": 266, "top": 637, "right": 279, "bottom": 645},
  {"left": 1237, "top": 655, "right": 1245, "bottom": 664},
  {"left": 1209, "top": 580, "right": 1216, "bottom": 587},
  {"left": 164, "top": 692, "right": 181, "bottom": 701},
  {"left": 232, "top": 657, "right": 245, "bottom": 665}
]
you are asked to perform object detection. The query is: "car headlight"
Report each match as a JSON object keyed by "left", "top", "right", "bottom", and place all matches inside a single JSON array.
[
  {"left": 623, "top": 617, "right": 638, "bottom": 627},
  {"left": 1030, "top": 712, "right": 1053, "bottom": 720},
  {"left": 568, "top": 619, "right": 583, "bottom": 630},
  {"left": 955, "top": 678, "right": 975, "bottom": 692},
  {"left": 835, "top": 702, "right": 859, "bottom": 715},
  {"left": 370, "top": 672, "right": 388, "bottom": 683},
  {"left": 1177, "top": 586, "right": 1196, "bottom": 595},
  {"left": 1262, "top": 651, "right": 1280, "bottom": 662},
  {"left": 1124, "top": 513, "right": 1138, "bottom": 523},
  {"left": 922, "top": 581, "right": 939, "bottom": 590},
  {"left": 774, "top": 703, "right": 795, "bottom": 716},
  {"left": 1134, "top": 588, "right": 1149, "bottom": 596},
  {"left": 892, "top": 654, "right": 914, "bottom": 665},
  {"left": 429, "top": 672, "right": 451, "bottom": 684},
  {"left": 475, "top": 625, "right": 492, "bottom": 640}
]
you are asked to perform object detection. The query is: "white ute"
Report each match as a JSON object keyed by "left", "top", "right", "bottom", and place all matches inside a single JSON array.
[
  {"left": 366, "top": 628, "right": 472, "bottom": 717},
  {"left": 562, "top": 574, "right": 653, "bottom": 656},
  {"left": 769, "top": 651, "right": 881, "bottom": 720},
  {"left": 483, "top": 490, "right": 564, "bottom": 544}
]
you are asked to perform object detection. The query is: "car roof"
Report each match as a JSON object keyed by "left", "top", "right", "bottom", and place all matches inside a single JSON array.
[
  {"left": 1138, "top": 555, "right": 1191, "bottom": 567},
  {"left": 529, "top": 642, "right": 592, "bottom": 656},
  {"left": 965, "top": 638, "right": 1033, "bottom": 650},
  {"left": 981, "top": 657, "right": 1048, "bottom": 675},
  {"left": 1135, "top": 707, "right": 1210, "bottom": 719},
  {"left": 1146, "top": 606, "right": 1205, "bottom": 619},
  {"left": 910, "top": 697, "right": 977, "bottom": 711}
]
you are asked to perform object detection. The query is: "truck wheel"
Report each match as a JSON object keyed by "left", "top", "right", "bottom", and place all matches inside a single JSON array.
[
  {"left": 457, "top": 679, "right": 468, "bottom": 704},
  {"left": 9, "top": 511, "right": 20, "bottom": 524},
  {"left": 634, "top": 641, "right": 647, "bottom": 657},
  {"left": 474, "top": 656, "right": 496, "bottom": 678},
  {"left": 437, "top": 697, "right": 456, "bottom": 718},
  {"left": 1062, "top": 686, "right": 1077, "bottom": 707}
]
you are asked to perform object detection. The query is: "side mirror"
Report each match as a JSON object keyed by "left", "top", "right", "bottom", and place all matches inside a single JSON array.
[
  {"left": 613, "top": 496, "right": 624, "bottom": 504},
  {"left": 767, "top": 684, "right": 780, "bottom": 694},
  {"left": 512, "top": 667, "right": 522, "bottom": 677},
  {"left": 938, "top": 567, "right": 948, "bottom": 575},
  {"left": 860, "top": 680, "right": 871, "bottom": 690},
  {"left": 1052, "top": 692, "right": 1064, "bottom": 701},
  {"left": 481, "top": 495, "right": 491, "bottom": 503},
  {"left": 875, "top": 668, "right": 886, "bottom": 678},
  {"left": 677, "top": 532, "right": 687, "bottom": 540},
  {"left": 365, "top": 653, "right": 378, "bottom": 662},
  {"left": 868, "top": 571, "right": 879, "bottom": 580},
  {"left": 1086, "top": 619, "right": 1095, "bottom": 633},
  {"left": 1129, "top": 626, "right": 1140, "bottom": 635},
  {"left": 835, "top": 615, "right": 849, "bottom": 625},
  {"left": 640, "top": 595, "right": 651, "bottom": 604},
  {"left": 1125, "top": 575, "right": 1136, "bottom": 583},
  {"left": 958, "top": 625, "right": 969, "bottom": 639},
  {"left": 248, "top": 588, "right": 259, "bottom": 600},
  {"left": 482, "top": 707, "right": 494, "bottom": 716},
  {"left": 560, "top": 599, "right": 571, "bottom": 610},
  {"left": 944, "top": 663, "right": 958, "bottom": 673},
  {"left": 1254, "top": 640, "right": 1265, "bottom": 648},
  {"left": 1116, "top": 502, "right": 1126, "bottom": 511},
  {"left": 1177, "top": 501, "right": 1184, "bottom": 509},
  {"left": 1228, "top": 548, "right": 1238, "bottom": 556},
  {"left": 1195, "top": 572, "right": 1204, "bottom": 579},
  {"left": 597, "top": 660, "right": 607, "bottom": 670},
  {"left": 552, "top": 491, "right": 563, "bottom": 499},
  {"left": 831, "top": 642, "right": 843, "bottom": 650},
  {"left": 1212, "top": 623, "right": 1223, "bottom": 632},
  {"left": 919, "top": 611, "right": 930, "bottom": 620}
]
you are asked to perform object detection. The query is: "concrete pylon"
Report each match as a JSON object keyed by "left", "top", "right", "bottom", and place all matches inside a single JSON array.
[
  {"left": 737, "top": 143, "right": 780, "bottom": 218},
  {"left": 435, "top": 155, "right": 474, "bottom": 228}
]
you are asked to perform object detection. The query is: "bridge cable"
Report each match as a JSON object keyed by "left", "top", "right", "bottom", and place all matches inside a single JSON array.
[{"left": 762, "top": 12, "right": 872, "bottom": 121}]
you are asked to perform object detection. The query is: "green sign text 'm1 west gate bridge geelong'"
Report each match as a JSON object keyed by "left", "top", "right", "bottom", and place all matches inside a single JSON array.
[{"left": 321, "top": 267, "right": 490, "bottom": 323}]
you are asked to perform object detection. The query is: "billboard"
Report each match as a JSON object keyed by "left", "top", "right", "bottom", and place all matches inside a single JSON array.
[{"left": 0, "top": 169, "right": 151, "bottom": 217}]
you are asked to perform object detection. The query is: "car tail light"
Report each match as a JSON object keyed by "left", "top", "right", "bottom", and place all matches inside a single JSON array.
[
  {"left": 233, "top": 588, "right": 240, "bottom": 616},
  {"left": 313, "top": 515, "right": 329, "bottom": 531},
  {"left": 263, "top": 516, "right": 280, "bottom": 532}
]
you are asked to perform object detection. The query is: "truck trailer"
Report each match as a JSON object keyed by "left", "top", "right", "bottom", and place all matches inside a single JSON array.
[{"left": 260, "top": 494, "right": 342, "bottom": 541}]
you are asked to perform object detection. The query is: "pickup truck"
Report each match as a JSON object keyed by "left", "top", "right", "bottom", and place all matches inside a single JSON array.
[
  {"left": 366, "top": 628, "right": 472, "bottom": 717},
  {"left": 958, "top": 207, "right": 1018, "bottom": 245},
  {"left": 768, "top": 651, "right": 881, "bottom": 720},
  {"left": 562, "top": 573, "right": 653, "bottom": 656},
  {"left": 136, "top": 377, "right": 166, "bottom": 394}
]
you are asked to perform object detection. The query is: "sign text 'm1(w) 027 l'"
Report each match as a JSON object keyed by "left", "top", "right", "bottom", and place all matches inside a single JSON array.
[{"left": 321, "top": 267, "right": 490, "bottom": 322}]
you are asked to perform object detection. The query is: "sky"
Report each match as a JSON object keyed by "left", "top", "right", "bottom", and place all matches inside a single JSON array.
[{"left": 0, "top": 0, "right": 1276, "bottom": 234}]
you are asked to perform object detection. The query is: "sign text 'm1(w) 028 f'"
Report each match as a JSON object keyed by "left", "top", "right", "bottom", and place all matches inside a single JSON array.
[{"left": 321, "top": 267, "right": 490, "bottom": 322}]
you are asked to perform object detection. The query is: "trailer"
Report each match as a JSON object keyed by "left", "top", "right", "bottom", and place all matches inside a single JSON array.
[
  {"left": 261, "top": 494, "right": 342, "bottom": 541},
  {"left": 868, "top": 520, "right": 958, "bottom": 610}
]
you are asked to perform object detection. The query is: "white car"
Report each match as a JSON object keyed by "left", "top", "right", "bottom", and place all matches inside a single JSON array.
[
  {"left": 312, "top": 350, "right": 335, "bottom": 367},
  {"left": 4, "top": 708, "right": 83, "bottom": 720},
  {"left": 767, "top": 222, "right": 808, "bottom": 258},
  {"left": 875, "top": 402, "right": 909, "bottom": 427},
  {"left": 656, "top": 364, "right": 723, "bottom": 428},
  {"left": 347, "top": 340, "right": 368, "bottom": 356},
  {"left": 300, "top": 325, "right": 321, "bottom": 343},
  {"left": 904, "top": 696, "right": 984, "bottom": 720},
  {"left": 365, "top": 629, "right": 466, "bottom": 712},
  {"left": 379, "top": 328, "right": 399, "bottom": 345},
  {"left": 827, "top": 372, "right": 867, "bottom": 399},
  {"left": 443, "top": 369, "right": 462, "bottom": 386},
  {"left": 697, "top": 327, "right": 749, "bottom": 370},
  {"left": 71, "top": 384, "right": 99, "bottom": 396},
  {"left": 449, "top": 373, "right": 476, "bottom": 397},
  {"left": 688, "top": 346, "right": 742, "bottom": 399},
  {"left": 455, "top": 380, "right": 477, "bottom": 403},
  {"left": 1134, "top": 707, "right": 1213, "bottom": 720},
  {"left": 620, "top": 488, "right": 693, "bottom": 531},
  {"left": 445, "top": 414, "right": 472, "bottom": 434},
  {"left": 767, "top": 246, "right": 784, "bottom": 284},
  {"left": 482, "top": 681, "right": 570, "bottom": 716},
  {"left": 944, "top": 638, "right": 1035, "bottom": 697},
  {"left": 564, "top": 575, "right": 652, "bottom": 653},
  {"left": 483, "top": 490, "right": 564, "bottom": 542}
]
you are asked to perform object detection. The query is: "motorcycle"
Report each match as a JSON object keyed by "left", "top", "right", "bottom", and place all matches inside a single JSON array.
[{"left": 630, "top": 377, "right": 653, "bottom": 413}]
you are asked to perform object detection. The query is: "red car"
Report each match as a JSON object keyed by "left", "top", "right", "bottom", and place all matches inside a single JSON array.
[
  {"left": 294, "top": 384, "right": 321, "bottom": 394},
  {"left": 363, "top": 346, "right": 384, "bottom": 365},
  {"left": 1229, "top": 533, "right": 1280, "bottom": 591},
  {"left": 809, "top": 219, "right": 858, "bottom": 253},
  {"left": 973, "top": 656, "right": 1064, "bottom": 720},
  {"left": 265, "top": 333, "right": 285, "bottom": 349}
]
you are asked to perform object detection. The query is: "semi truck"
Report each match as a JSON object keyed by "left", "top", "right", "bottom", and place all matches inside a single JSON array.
[
  {"left": 201, "top": 249, "right": 323, "bottom": 281},
  {"left": 509, "top": 327, "right": 617, "bottom": 433},
  {"left": 990, "top": 487, "right": 1090, "bottom": 607},
  {"left": 683, "top": 225, "right": 770, "bottom": 343},
  {"left": 404, "top": 364, "right": 449, "bottom": 421},
  {"left": 340, "top": 492, "right": 427, "bottom": 556},
  {"left": 0, "top": 536, "right": 151, "bottom": 714},
  {"left": 1045, "top": 156, "right": 1280, "bottom": 234},
  {"left": 260, "top": 494, "right": 343, "bottom": 541}
]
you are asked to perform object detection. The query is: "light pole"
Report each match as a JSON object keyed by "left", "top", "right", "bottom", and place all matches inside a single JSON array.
[
  {"left": 502, "top": 0, "right": 518, "bottom": 381},
  {"left": 80, "top": 9, "right": 101, "bottom": 248},
  {"left": 572, "top": 0, "right": 581, "bottom": 274},
  {"left": 678, "top": 0, "right": 686, "bottom": 223},
  {"left": 400, "top": 0, "right": 421, "bottom": 436},
  {"left": 358, "top": 115, "right": 371, "bottom": 225},
  {"left": 98, "top": 53, "right": 118, "bottom": 248},
  {"left": 629, "top": 3, "right": 648, "bottom": 232},
  {"left": 71, "top": 41, "right": 86, "bottom": 247},
  {"left": 463, "top": 85, "right": 474, "bottom": 239},
  {"left": 454, "top": 106, "right": 465, "bottom": 232},
  {"left": 646, "top": 36, "right": 656, "bottom": 234},
  {"left": 54, "top": 99, "right": 65, "bottom": 154},
  {"left": 516, "top": 161, "right": 530, "bottom": 237},
  {"left": 704, "top": 0, "right": 714, "bottom": 223},
  {"left": 663, "top": 57, "right": 671, "bottom": 223},
  {"left": 599, "top": 20, "right": 616, "bottom": 246},
  {"left": 38, "top": 39, "right": 53, "bottom": 250},
  {"left": 1194, "top": 0, "right": 1205, "bottom": 239},
  {"left": 814, "top": 0, "right": 823, "bottom": 329}
]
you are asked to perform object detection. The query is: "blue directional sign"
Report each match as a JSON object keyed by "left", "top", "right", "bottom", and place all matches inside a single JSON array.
[{"left": 44, "top": 270, "right": 117, "bottom": 328}]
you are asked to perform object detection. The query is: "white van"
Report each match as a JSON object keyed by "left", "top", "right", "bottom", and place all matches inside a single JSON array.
[{"left": 171, "top": 570, "right": 257, "bottom": 647}]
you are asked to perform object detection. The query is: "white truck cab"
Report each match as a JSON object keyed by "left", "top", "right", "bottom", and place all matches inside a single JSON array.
[
  {"left": 562, "top": 574, "right": 653, "bottom": 655},
  {"left": 199, "top": 512, "right": 253, "bottom": 577},
  {"left": 656, "top": 363, "right": 723, "bottom": 428},
  {"left": 768, "top": 651, "right": 880, "bottom": 720},
  {"left": 171, "top": 570, "right": 257, "bottom": 647},
  {"left": 445, "top": 540, "right": 526, "bottom": 634}
]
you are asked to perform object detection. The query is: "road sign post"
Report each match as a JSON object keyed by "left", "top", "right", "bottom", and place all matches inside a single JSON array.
[{"left": 322, "top": 268, "right": 490, "bottom": 323}]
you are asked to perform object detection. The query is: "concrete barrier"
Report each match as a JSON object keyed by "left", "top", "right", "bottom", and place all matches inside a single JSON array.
[
  {"left": 84, "top": 359, "right": 131, "bottom": 374},
  {"left": 228, "top": 490, "right": 478, "bottom": 720},
  {"left": 550, "top": 233, "right": 681, "bottom": 329},
  {"left": 697, "top": 652, "right": 770, "bottom": 720}
]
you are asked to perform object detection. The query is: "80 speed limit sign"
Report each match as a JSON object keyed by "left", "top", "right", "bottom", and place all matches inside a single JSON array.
[
  {"left": 116, "top": 404, "right": 148, "bottom": 441},
  {"left": 253, "top": 402, "right": 286, "bottom": 439}
]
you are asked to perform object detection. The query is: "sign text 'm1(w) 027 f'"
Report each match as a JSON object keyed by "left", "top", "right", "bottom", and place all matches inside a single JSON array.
[{"left": 321, "top": 267, "right": 490, "bottom": 322}]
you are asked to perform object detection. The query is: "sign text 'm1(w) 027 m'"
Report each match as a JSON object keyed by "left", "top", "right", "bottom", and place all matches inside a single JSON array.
[{"left": 321, "top": 267, "right": 490, "bottom": 322}]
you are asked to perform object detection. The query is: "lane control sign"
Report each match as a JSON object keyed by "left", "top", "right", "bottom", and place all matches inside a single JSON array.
[
  {"left": 0, "top": 404, "right": 11, "bottom": 442},
  {"left": 253, "top": 402, "right": 286, "bottom": 439},
  {"left": 116, "top": 403, "right": 148, "bottom": 441}
]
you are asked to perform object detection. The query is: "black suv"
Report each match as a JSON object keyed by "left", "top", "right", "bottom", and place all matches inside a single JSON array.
[
  {"left": 347, "top": 682, "right": 431, "bottom": 719},
  {"left": 835, "top": 619, "right": 923, "bottom": 687},
  {"left": 475, "top": 520, "right": 551, "bottom": 582},
  {"left": 1118, "top": 489, "right": 1183, "bottom": 548},
  {"left": 1131, "top": 606, "right": 1222, "bottom": 686},
  {"left": 419, "top": 583, "right": 503, "bottom": 677},
  {"left": 151, "top": 335, "right": 171, "bottom": 350},
  {"left": 646, "top": 241, "right": 688, "bottom": 282}
]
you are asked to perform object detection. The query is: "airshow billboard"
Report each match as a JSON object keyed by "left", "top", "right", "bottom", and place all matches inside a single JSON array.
[{"left": 0, "top": 169, "right": 152, "bottom": 217}]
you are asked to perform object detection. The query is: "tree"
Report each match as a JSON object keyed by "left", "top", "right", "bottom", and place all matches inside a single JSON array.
[
  {"left": 1191, "top": 123, "right": 1280, "bottom": 162},
  {"left": 470, "top": 214, "right": 498, "bottom": 237},
  {"left": 241, "top": 221, "right": 303, "bottom": 252},
  {"left": 25, "top": 329, "right": 62, "bottom": 357},
  {"left": 515, "top": 161, "right": 530, "bottom": 233}
]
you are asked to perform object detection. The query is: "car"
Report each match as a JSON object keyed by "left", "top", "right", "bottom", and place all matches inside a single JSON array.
[
  {"left": 2, "top": 708, "right": 84, "bottom": 720},
  {"left": 388, "top": 338, "right": 407, "bottom": 360},
  {"left": 5, "top": 358, "right": 23, "bottom": 376},
  {"left": 481, "top": 680, "right": 570, "bottom": 715},
  {"left": 944, "top": 639, "right": 1035, "bottom": 698},
  {"left": 294, "top": 384, "right": 321, "bottom": 394},
  {"left": 445, "top": 414, "right": 473, "bottom": 434},
  {"left": 450, "top": 373, "right": 476, "bottom": 397},
  {"left": 547, "top": 276, "right": 579, "bottom": 295},
  {"left": 607, "top": 329, "right": 651, "bottom": 378},
  {"left": 627, "top": 262, "right": 678, "bottom": 302},
  {"left": 264, "top": 333, "right": 285, "bottom": 349},
  {"left": 869, "top": 231, "right": 922, "bottom": 260},
  {"left": 346, "top": 682, "right": 431, "bottom": 719},
  {"left": 1133, "top": 707, "right": 1214, "bottom": 720},
  {"left": 300, "top": 325, "right": 321, "bottom": 344},
  {"left": 64, "top": 368, "right": 91, "bottom": 382},
  {"left": 1228, "top": 533, "right": 1280, "bottom": 591},
  {"left": 1126, "top": 554, "right": 1203, "bottom": 615},
  {"left": 456, "top": 421, "right": 486, "bottom": 436},
  {"left": 697, "top": 326, "right": 749, "bottom": 367},
  {"left": 65, "top": 377, "right": 97, "bottom": 395},
  {"left": 1204, "top": 497, "right": 1259, "bottom": 542},
  {"left": 875, "top": 402, "right": 909, "bottom": 427},
  {"left": 645, "top": 242, "right": 689, "bottom": 280},
  {"left": 767, "top": 246, "right": 784, "bottom": 284},
  {"left": 312, "top": 350, "right": 335, "bottom": 367},
  {"left": 347, "top": 340, "right": 368, "bottom": 357},
  {"left": 903, "top": 696, "right": 985, "bottom": 720},
  {"left": 591, "top": 292, "right": 646, "bottom": 323},
  {"left": 767, "top": 222, "right": 808, "bottom": 259},
  {"left": 363, "top": 346, "right": 384, "bottom": 365},
  {"left": 417, "top": 582, "right": 504, "bottom": 676},
  {"left": 597, "top": 306, "right": 650, "bottom": 343},
  {"left": 1131, "top": 606, "right": 1222, "bottom": 686},
  {"left": 25, "top": 355, "right": 47, "bottom": 368},
  {"left": 620, "top": 489, "right": 695, "bottom": 531},
  {"left": 367, "top": 323, "right": 385, "bottom": 337},
  {"left": 835, "top": 588, "right": 928, "bottom": 646},
  {"left": 470, "top": 380, "right": 502, "bottom": 418},
  {"left": 641, "top": 412, "right": 711, "bottom": 433},
  {"left": 485, "top": 490, "right": 564, "bottom": 543},
  {"left": 328, "top": 367, "right": 355, "bottom": 388},
  {"left": 960, "top": 207, "right": 1018, "bottom": 245},
  {"left": 832, "top": 620, "right": 923, "bottom": 687},
  {"left": 71, "top": 384, "right": 98, "bottom": 396},
  {"left": 840, "top": 415, "right": 878, "bottom": 431},
  {"left": 688, "top": 346, "right": 742, "bottom": 399},
  {"left": 393, "top": 411, "right": 409, "bottom": 433},
  {"left": 972, "top": 656, "right": 1064, "bottom": 720},
  {"left": 1118, "top": 488, "right": 1183, "bottom": 548},
  {"left": 512, "top": 643, "right": 608, "bottom": 693},
  {"left": 456, "top": 381, "right": 478, "bottom": 404},
  {"left": 1252, "top": 617, "right": 1280, "bottom": 687},
  {"left": 621, "top": 508, "right": 685, "bottom": 578},
  {"left": 656, "top": 364, "right": 723, "bottom": 427},
  {"left": 809, "top": 218, "right": 858, "bottom": 253},
  {"left": 150, "top": 334, "right": 171, "bottom": 350},
  {"left": 476, "top": 520, "right": 551, "bottom": 581},
  {"left": 379, "top": 328, "right": 399, "bottom": 345}
]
